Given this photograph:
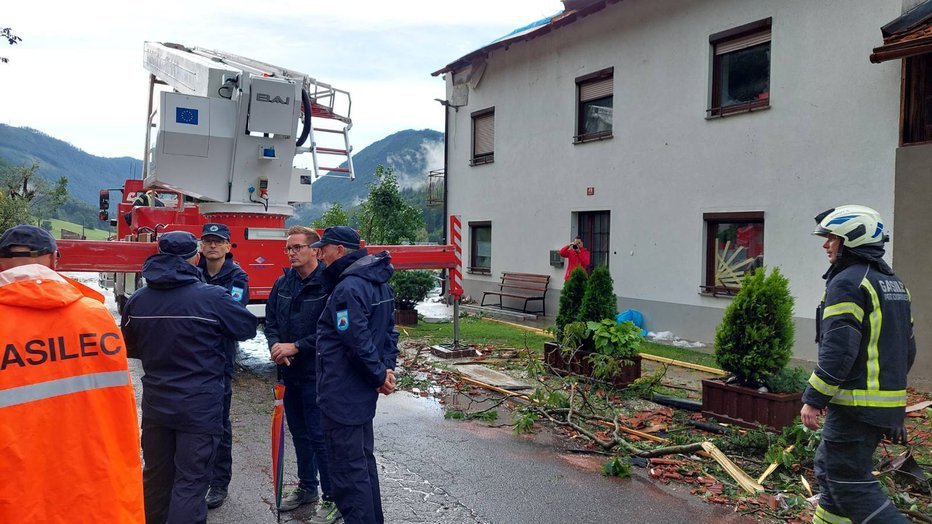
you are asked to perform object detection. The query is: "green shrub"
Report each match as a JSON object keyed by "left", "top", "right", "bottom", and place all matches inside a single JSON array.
[
  {"left": 577, "top": 266, "right": 616, "bottom": 324},
  {"left": 554, "top": 266, "right": 588, "bottom": 341},
  {"left": 586, "top": 319, "right": 642, "bottom": 379},
  {"left": 764, "top": 366, "right": 809, "bottom": 394},
  {"left": 389, "top": 270, "right": 436, "bottom": 310},
  {"left": 714, "top": 267, "right": 795, "bottom": 386}
]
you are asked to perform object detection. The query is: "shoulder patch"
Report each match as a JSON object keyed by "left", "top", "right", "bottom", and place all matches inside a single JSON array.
[
  {"left": 230, "top": 286, "right": 245, "bottom": 301},
  {"left": 336, "top": 309, "right": 350, "bottom": 331}
]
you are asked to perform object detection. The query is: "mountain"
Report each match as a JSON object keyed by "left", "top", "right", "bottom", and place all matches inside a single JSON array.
[
  {"left": 292, "top": 128, "right": 444, "bottom": 225},
  {"left": 0, "top": 124, "right": 141, "bottom": 204}
]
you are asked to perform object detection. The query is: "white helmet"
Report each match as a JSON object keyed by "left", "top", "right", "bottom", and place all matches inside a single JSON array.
[{"left": 813, "top": 205, "right": 887, "bottom": 248}]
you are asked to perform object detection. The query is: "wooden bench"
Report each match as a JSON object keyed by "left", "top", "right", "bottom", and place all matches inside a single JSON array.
[{"left": 481, "top": 272, "right": 551, "bottom": 315}]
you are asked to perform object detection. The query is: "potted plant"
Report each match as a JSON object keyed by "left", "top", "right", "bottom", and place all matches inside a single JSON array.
[
  {"left": 545, "top": 266, "right": 640, "bottom": 387},
  {"left": 701, "top": 267, "right": 803, "bottom": 430},
  {"left": 389, "top": 270, "right": 436, "bottom": 326}
]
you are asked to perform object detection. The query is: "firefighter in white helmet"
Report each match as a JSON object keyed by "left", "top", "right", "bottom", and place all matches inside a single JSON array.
[{"left": 804, "top": 205, "right": 915, "bottom": 524}]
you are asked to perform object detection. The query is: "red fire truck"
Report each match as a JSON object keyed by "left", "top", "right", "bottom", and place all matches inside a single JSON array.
[{"left": 55, "top": 42, "right": 460, "bottom": 316}]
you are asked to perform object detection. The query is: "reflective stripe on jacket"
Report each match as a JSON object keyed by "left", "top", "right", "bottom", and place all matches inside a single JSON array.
[
  {"left": 803, "top": 261, "right": 916, "bottom": 427},
  {"left": 0, "top": 264, "right": 144, "bottom": 522}
]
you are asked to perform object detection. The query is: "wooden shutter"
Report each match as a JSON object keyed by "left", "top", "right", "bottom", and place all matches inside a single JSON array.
[
  {"left": 473, "top": 112, "right": 494, "bottom": 156},
  {"left": 715, "top": 29, "right": 770, "bottom": 55},
  {"left": 579, "top": 76, "right": 613, "bottom": 102}
]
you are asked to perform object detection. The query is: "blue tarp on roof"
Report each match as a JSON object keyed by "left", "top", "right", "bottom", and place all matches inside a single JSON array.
[{"left": 489, "top": 13, "right": 561, "bottom": 45}]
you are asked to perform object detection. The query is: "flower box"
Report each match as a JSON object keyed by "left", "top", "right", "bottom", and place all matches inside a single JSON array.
[
  {"left": 394, "top": 308, "right": 418, "bottom": 326},
  {"left": 544, "top": 342, "right": 641, "bottom": 388},
  {"left": 701, "top": 378, "right": 803, "bottom": 431}
]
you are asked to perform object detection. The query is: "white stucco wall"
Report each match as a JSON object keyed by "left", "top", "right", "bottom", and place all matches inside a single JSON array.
[{"left": 444, "top": 0, "right": 902, "bottom": 360}]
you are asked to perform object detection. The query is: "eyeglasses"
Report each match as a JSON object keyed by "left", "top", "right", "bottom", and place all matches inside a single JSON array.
[
  {"left": 201, "top": 239, "right": 228, "bottom": 246},
  {"left": 284, "top": 244, "right": 311, "bottom": 253}
]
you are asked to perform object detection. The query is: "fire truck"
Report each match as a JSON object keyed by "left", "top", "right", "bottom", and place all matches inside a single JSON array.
[{"left": 55, "top": 42, "right": 460, "bottom": 316}]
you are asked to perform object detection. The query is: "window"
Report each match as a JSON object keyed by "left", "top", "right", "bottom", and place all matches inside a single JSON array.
[
  {"left": 903, "top": 54, "right": 932, "bottom": 145},
  {"left": 469, "top": 221, "right": 491, "bottom": 273},
  {"left": 703, "top": 212, "right": 764, "bottom": 295},
  {"left": 471, "top": 109, "right": 494, "bottom": 165},
  {"left": 575, "top": 68, "right": 613, "bottom": 142},
  {"left": 577, "top": 211, "right": 610, "bottom": 269},
  {"left": 709, "top": 19, "right": 771, "bottom": 117}
]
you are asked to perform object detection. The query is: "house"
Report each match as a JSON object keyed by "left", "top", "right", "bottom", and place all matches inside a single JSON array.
[{"left": 434, "top": 0, "right": 931, "bottom": 387}]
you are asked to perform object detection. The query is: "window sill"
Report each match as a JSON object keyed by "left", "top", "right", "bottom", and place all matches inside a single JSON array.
[
  {"left": 698, "top": 286, "right": 738, "bottom": 298},
  {"left": 469, "top": 156, "right": 494, "bottom": 166},
  {"left": 706, "top": 100, "right": 770, "bottom": 119},
  {"left": 573, "top": 132, "right": 613, "bottom": 144},
  {"left": 467, "top": 268, "right": 491, "bottom": 275}
]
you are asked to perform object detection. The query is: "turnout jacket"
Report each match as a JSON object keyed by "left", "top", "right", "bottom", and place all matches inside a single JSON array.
[
  {"left": 316, "top": 249, "right": 399, "bottom": 425},
  {"left": 122, "top": 254, "right": 257, "bottom": 434},
  {"left": 0, "top": 264, "right": 144, "bottom": 522},
  {"left": 265, "top": 265, "right": 328, "bottom": 385},
  {"left": 198, "top": 253, "right": 249, "bottom": 373},
  {"left": 803, "top": 247, "right": 916, "bottom": 428}
]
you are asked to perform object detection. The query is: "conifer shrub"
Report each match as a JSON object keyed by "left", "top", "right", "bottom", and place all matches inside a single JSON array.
[
  {"left": 714, "top": 267, "right": 795, "bottom": 387},
  {"left": 577, "top": 266, "right": 617, "bottom": 324},
  {"left": 389, "top": 270, "right": 436, "bottom": 310},
  {"left": 554, "top": 266, "right": 588, "bottom": 341}
]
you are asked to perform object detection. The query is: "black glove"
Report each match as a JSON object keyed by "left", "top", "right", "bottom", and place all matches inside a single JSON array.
[{"left": 886, "top": 425, "right": 908, "bottom": 445}]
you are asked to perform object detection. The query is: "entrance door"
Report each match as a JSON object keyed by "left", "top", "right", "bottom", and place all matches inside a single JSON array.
[{"left": 577, "top": 211, "right": 610, "bottom": 270}]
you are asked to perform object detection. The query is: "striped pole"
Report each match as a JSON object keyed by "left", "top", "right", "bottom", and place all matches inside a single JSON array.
[{"left": 449, "top": 215, "right": 463, "bottom": 298}]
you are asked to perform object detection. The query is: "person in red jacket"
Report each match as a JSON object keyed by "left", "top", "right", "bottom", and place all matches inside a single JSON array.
[{"left": 558, "top": 236, "right": 591, "bottom": 280}]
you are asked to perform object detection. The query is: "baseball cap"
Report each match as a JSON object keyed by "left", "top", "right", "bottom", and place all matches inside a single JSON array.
[
  {"left": 0, "top": 225, "right": 58, "bottom": 258},
  {"left": 158, "top": 231, "right": 199, "bottom": 258},
  {"left": 310, "top": 226, "right": 361, "bottom": 249},
  {"left": 201, "top": 222, "right": 231, "bottom": 241}
]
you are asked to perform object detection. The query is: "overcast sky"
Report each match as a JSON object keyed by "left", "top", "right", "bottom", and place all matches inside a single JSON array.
[{"left": 1, "top": 1, "right": 563, "bottom": 159}]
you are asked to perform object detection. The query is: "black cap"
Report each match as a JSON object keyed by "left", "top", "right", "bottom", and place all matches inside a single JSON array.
[
  {"left": 0, "top": 225, "right": 58, "bottom": 258},
  {"left": 158, "top": 231, "right": 199, "bottom": 258},
  {"left": 310, "top": 226, "right": 361, "bottom": 249},
  {"left": 201, "top": 222, "right": 231, "bottom": 241}
]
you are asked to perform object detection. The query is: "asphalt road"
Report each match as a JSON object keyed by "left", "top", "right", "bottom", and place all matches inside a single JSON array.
[{"left": 126, "top": 362, "right": 755, "bottom": 524}]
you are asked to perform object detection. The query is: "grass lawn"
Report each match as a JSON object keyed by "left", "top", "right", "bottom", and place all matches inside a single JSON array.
[
  {"left": 47, "top": 218, "right": 111, "bottom": 240},
  {"left": 399, "top": 315, "right": 720, "bottom": 369}
]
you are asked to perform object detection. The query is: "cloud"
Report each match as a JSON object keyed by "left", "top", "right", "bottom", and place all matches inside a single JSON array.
[{"left": 386, "top": 138, "right": 444, "bottom": 190}]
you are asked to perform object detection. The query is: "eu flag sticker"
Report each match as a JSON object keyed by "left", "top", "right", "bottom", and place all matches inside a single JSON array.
[
  {"left": 336, "top": 309, "right": 350, "bottom": 331},
  {"left": 176, "top": 107, "right": 199, "bottom": 125}
]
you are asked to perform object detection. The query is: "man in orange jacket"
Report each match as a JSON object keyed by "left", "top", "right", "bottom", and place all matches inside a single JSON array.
[{"left": 0, "top": 225, "right": 144, "bottom": 523}]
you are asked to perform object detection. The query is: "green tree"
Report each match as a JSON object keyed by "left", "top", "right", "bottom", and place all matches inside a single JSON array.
[
  {"left": 577, "top": 266, "right": 617, "bottom": 323},
  {"left": 714, "top": 267, "right": 795, "bottom": 386},
  {"left": 1, "top": 27, "right": 22, "bottom": 64},
  {"left": 353, "top": 165, "right": 424, "bottom": 244},
  {"left": 554, "top": 266, "right": 588, "bottom": 341},
  {"left": 0, "top": 161, "right": 69, "bottom": 233},
  {"left": 311, "top": 202, "right": 350, "bottom": 228}
]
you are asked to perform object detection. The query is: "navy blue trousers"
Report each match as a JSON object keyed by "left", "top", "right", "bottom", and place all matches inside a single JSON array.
[
  {"left": 142, "top": 421, "right": 219, "bottom": 524},
  {"left": 321, "top": 413, "right": 383, "bottom": 524},
  {"left": 814, "top": 408, "right": 908, "bottom": 523},
  {"left": 208, "top": 370, "right": 234, "bottom": 492},
  {"left": 284, "top": 380, "right": 332, "bottom": 497}
]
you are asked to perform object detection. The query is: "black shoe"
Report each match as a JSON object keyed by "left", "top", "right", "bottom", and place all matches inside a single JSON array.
[{"left": 206, "top": 487, "right": 228, "bottom": 509}]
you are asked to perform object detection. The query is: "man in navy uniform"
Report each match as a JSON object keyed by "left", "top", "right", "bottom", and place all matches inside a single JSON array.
[
  {"left": 122, "top": 231, "right": 257, "bottom": 524},
  {"left": 314, "top": 226, "right": 398, "bottom": 524},
  {"left": 197, "top": 222, "right": 250, "bottom": 509},
  {"left": 266, "top": 226, "right": 335, "bottom": 515}
]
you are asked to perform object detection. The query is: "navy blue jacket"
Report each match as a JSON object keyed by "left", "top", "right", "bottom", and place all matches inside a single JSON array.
[
  {"left": 316, "top": 249, "right": 399, "bottom": 425},
  {"left": 122, "top": 254, "right": 258, "bottom": 434},
  {"left": 265, "top": 264, "right": 329, "bottom": 385},
  {"left": 803, "top": 245, "right": 916, "bottom": 428},
  {"left": 198, "top": 253, "right": 250, "bottom": 373}
]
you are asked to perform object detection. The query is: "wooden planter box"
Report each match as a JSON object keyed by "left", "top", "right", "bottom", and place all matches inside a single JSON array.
[
  {"left": 395, "top": 308, "right": 418, "bottom": 326},
  {"left": 544, "top": 342, "right": 641, "bottom": 388},
  {"left": 701, "top": 378, "right": 803, "bottom": 431}
]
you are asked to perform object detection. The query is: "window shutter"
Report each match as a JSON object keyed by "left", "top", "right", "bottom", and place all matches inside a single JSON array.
[
  {"left": 715, "top": 29, "right": 771, "bottom": 55},
  {"left": 474, "top": 113, "right": 494, "bottom": 156},
  {"left": 579, "top": 76, "right": 613, "bottom": 102}
]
